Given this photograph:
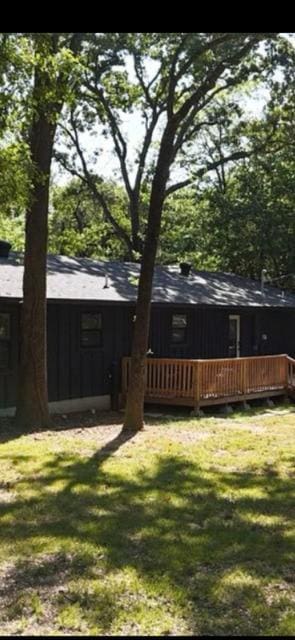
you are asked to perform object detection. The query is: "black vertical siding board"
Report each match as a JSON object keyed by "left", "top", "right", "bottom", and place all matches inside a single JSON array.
[
  {"left": 198, "top": 308, "right": 206, "bottom": 358},
  {"left": 284, "top": 310, "right": 295, "bottom": 357},
  {"left": 258, "top": 308, "right": 295, "bottom": 356},
  {"left": 112, "top": 306, "right": 135, "bottom": 391},
  {"left": 80, "top": 348, "right": 103, "bottom": 397},
  {"left": 47, "top": 305, "right": 59, "bottom": 401},
  {"left": 104, "top": 306, "right": 114, "bottom": 396},
  {"left": 101, "top": 306, "right": 113, "bottom": 395},
  {"left": 58, "top": 305, "right": 71, "bottom": 400},
  {"left": 80, "top": 350, "right": 91, "bottom": 397},
  {"left": 7, "top": 307, "right": 19, "bottom": 406},
  {"left": 151, "top": 307, "right": 168, "bottom": 357},
  {"left": 239, "top": 311, "right": 253, "bottom": 357},
  {"left": 0, "top": 303, "right": 19, "bottom": 408},
  {"left": 0, "top": 375, "right": 5, "bottom": 407},
  {"left": 107, "top": 305, "right": 122, "bottom": 393},
  {"left": 71, "top": 306, "right": 82, "bottom": 399}
]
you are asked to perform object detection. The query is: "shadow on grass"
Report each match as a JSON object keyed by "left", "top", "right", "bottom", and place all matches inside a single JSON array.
[
  {"left": 1, "top": 400, "right": 294, "bottom": 444},
  {"left": 0, "top": 432, "right": 294, "bottom": 634},
  {"left": 0, "top": 410, "right": 124, "bottom": 445}
]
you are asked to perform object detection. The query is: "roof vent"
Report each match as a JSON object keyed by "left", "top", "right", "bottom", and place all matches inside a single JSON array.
[
  {"left": 103, "top": 273, "right": 109, "bottom": 289},
  {"left": 179, "top": 262, "right": 191, "bottom": 277},
  {"left": 0, "top": 240, "right": 11, "bottom": 258}
]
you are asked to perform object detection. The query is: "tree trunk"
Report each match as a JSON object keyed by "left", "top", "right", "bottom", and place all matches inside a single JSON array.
[
  {"left": 14, "top": 33, "right": 84, "bottom": 431},
  {"left": 15, "top": 110, "right": 56, "bottom": 430},
  {"left": 123, "top": 124, "right": 176, "bottom": 430},
  {"left": 129, "top": 194, "right": 142, "bottom": 257}
]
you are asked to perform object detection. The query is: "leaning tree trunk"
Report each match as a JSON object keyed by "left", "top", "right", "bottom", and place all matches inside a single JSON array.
[
  {"left": 15, "top": 111, "right": 56, "bottom": 430},
  {"left": 123, "top": 125, "right": 176, "bottom": 431}
]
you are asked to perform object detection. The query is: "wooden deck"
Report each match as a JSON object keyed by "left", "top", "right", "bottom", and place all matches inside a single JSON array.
[{"left": 122, "top": 354, "right": 295, "bottom": 410}]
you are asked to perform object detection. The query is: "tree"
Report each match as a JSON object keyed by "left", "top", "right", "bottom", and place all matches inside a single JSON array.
[
  {"left": 14, "top": 33, "right": 84, "bottom": 429},
  {"left": 49, "top": 178, "right": 129, "bottom": 260},
  {"left": 185, "top": 71, "right": 295, "bottom": 280},
  {"left": 56, "top": 32, "right": 288, "bottom": 430},
  {"left": 0, "top": 35, "right": 31, "bottom": 240},
  {"left": 121, "top": 33, "right": 284, "bottom": 430}
]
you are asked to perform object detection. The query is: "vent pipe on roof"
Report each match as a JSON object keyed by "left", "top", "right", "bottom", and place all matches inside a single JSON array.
[
  {"left": 0, "top": 240, "right": 11, "bottom": 258},
  {"left": 261, "top": 268, "right": 267, "bottom": 293},
  {"left": 179, "top": 262, "right": 191, "bottom": 277},
  {"left": 103, "top": 273, "right": 109, "bottom": 289}
]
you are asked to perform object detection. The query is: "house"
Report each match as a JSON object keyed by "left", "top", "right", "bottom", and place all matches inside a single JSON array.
[{"left": 1, "top": 244, "right": 295, "bottom": 416}]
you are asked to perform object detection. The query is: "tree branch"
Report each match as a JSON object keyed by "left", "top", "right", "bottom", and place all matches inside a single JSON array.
[{"left": 57, "top": 118, "right": 133, "bottom": 256}]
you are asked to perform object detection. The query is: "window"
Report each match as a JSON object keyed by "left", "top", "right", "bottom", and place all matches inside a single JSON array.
[
  {"left": 81, "top": 312, "right": 102, "bottom": 347},
  {"left": 0, "top": 313, "right": 11, "bottom": 369},
  {"left": 228, "top": 315, "right": 240, "bottom": 357},
  {"left": 171, "top": 313, "right": 187, "bottom": 344}
]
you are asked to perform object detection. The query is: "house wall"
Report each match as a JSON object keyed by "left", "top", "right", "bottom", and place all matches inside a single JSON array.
[
  {"left": 46, "top": 303, "right": 134, "bottom": 403},
  {"left": 0, "top": 301, "right": 19, "bottom": 410},
  {"left": 1, "top": 301, "right": 295, "bottom": 412},
  {"left": 151, "top": 307, "right": 255, "bottom": 359}
]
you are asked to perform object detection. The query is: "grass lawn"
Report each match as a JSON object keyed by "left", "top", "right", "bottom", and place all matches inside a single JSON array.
[{"left": 0, "top": 404, "right": 294, "bottom": 636}]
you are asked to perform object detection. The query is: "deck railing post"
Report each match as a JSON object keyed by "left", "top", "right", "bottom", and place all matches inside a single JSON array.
[
  {"left": 242, "top": 358, "right": 246, "bottom": 397},
  {"left": 193, "top": 360, "right": 201, "bottom": 412},
  {"left": 285, "top": 355, "right": 290, "bottom": 391}
]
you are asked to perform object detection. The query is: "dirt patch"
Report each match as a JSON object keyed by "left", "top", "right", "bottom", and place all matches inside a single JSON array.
[{"left": 0, "top": 411, "right": 211, "bottom": 448}]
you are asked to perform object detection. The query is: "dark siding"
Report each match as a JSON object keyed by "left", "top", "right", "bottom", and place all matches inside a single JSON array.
[
  {"left": 240, "top": 311, "right": 255, "bottom": 357},
  {"left": 150, "top": 307, "right": 235, "bottom": 359},
  {"left": 150, "top": 306, "right": 295, "bottom": 361},
  {"left": 59, "top": 305, "right": 71, "bottom": 400},
  {"left": 258, "top": 309, "right": 295, "bottom": 357},
  {"left": 47, "top": 305, "right": 59, "bottom": 401},
  {"left": 46, "top": 303, "right": 135, "bottom": 402},
  {"left": 0, "top": 303, "right": 19, "bottom": 408},
  {"left": 47, "top": 303, "right": 295, "bottom": 402},
  {"left": 1, "top": 300, "right": 295, "bottom": 410}
]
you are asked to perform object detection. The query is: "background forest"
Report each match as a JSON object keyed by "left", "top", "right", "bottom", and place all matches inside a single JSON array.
[{"left": 1, "top": 33, "right": 294, "bottom": 287}]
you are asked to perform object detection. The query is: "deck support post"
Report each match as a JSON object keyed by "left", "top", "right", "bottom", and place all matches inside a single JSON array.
[
  {"left": 190, "top": 407, "right": 204, "bottom": 417},
  {"left": 220, "top": 404, "right": 233, "bottom": 415},
  {"left": 265, "top": 397, "right": 275, "bottom": 408}
]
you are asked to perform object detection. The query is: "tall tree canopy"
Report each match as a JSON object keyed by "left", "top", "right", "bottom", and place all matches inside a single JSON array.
[
  {"left": 0, "top": 32, "right": 294, "bottom": 430},
  {"left": 53, "top": 32, "right": 293, "bottom": 429}
]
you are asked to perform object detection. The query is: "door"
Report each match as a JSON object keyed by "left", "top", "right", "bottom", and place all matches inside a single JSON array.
[{"left": 229, "top": 315, "right": 240, "bottom": 357}]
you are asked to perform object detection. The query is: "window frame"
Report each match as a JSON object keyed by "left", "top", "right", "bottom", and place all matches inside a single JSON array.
[
  {"left": 228, "top": 314, "right": 240, "bottom": 358},
  {"left": 80, "top": 311, "right": 103, "bottom": 349},
  {"left": 171, "top": 312, "right": 188, "bottom": 345}
]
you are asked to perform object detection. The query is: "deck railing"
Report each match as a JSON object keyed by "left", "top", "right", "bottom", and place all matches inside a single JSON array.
[
  {"left": 122, "top": 354, "right": 294, "bottom": 409},
  {"left": 287, "top": 355, "right": 295, "bottom": 390}
]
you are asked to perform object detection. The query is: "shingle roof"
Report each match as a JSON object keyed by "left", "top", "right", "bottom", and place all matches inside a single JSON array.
[{"left": 1, "top": 252, "right": 295, "bottom": 307}]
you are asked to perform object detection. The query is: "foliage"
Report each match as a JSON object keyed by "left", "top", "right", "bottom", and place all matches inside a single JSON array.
[
  {"left": 49, "top": 178, "right": 130, "bottom": 259},
  {"left": 0, "top": 32, "right": 294, "bottom": 281},
  {"left": 56, "top": 34, "right": 284, "bottom": 259},
  {"left": 195, "top": 153, "right": 295, "bottom": 280}
]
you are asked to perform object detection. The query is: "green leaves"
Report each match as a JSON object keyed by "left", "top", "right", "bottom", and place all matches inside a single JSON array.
[{"left": 49, "top": 178, "right": 131, "bottom": 260}]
